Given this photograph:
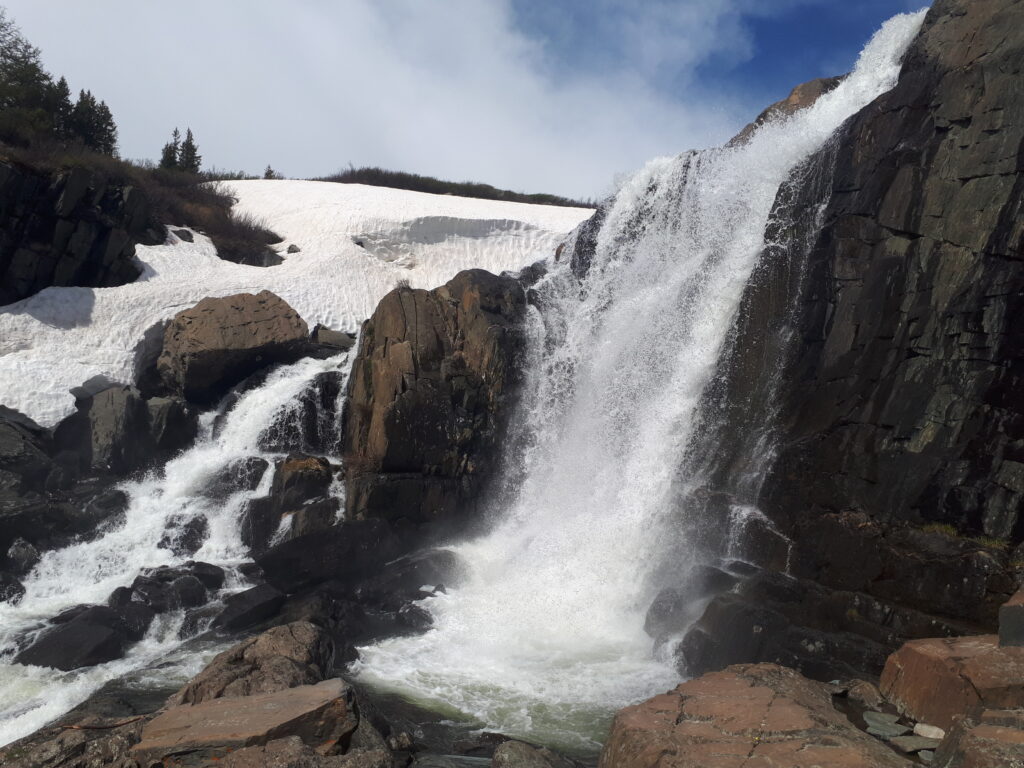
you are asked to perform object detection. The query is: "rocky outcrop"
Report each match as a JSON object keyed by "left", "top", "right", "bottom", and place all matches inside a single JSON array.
[
  {"left": 157, "top": 290, "right": 309, "bottom": 402},
  {"left": 879, "top": 635, "right": 1024, "bottom": 730},
  {"left": 170, "top": 621, "right": 333, "bottom": 706},
  {"left": 750, "top": 0, "right": 1024, "bottom": 543},
  {"left": 342, "top": 269, "right": 527, "bottom": 526},
  {"left": 600, "top": 663, "right": 910, "bottom": 768},
  {"left": 730, "top": 76, "right": 844, "bottom": 144},
  {"left": 934, "top": 709, "right": 1024, "bottom": 767},
  {"left": 0, "top": 160, "right": 158, "bottom": 306},
  {"left": 52, "top": 384, "right": 197, "bottom": 477}
]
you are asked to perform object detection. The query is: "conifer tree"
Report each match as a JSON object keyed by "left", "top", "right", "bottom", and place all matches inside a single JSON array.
[
  {"left": 159, "top": 127, "right": 180, "bottom": 169},
  {"left": 50, "top": 76, "right": 72, "bottom": 139},
  {"left": 68, "top": 90, "right": 117, "bottom": 155},
  {"left": 263, "top": 164, "right": 281, "bottom": 180},
  {"left": 178, "top": 128, "right": 201, "bottom": 173}
]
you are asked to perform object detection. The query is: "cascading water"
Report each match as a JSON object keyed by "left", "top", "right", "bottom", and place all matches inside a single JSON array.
[
  {"left": 0, "top": 353, "right": 350, "bottom": 746},
  {"left": 353, "top": 11, "right": 927, "bottom": 751}
]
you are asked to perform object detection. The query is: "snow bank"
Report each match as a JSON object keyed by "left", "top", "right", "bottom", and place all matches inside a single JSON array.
[{"left": 0, "top": 181, "right": 592, "bottom": 427}]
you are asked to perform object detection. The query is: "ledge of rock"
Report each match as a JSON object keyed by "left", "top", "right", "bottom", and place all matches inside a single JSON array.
[
  {"left": 879, "top": 635, "right": 1024, "bottom": 730},
  {"left": 343, "top": 269, "right": 526, "bottom": 527},
  {"left": 131, "top": 678, "right": 357, "bottom": 765},
  {"left": 156, "top": 290, "right": 309, "bottom": 403},
  {"left": 600, "top": 663, "right": 910, "bottom": 768}
]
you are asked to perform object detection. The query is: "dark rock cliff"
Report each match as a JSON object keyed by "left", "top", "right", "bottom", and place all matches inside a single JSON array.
[
  {"left": 679, "top": 0, "right": 1024, "bottom": 679},
  {"left": 342, "top": 270, "right": 526, "bottom": 528},
  {"left": 0, "top": 160, "right": 158, "bottom": 306}
]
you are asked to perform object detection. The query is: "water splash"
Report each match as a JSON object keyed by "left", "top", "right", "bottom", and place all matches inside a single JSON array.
[{"left": 354, "top": 11, "right": 927, "bottom": 751}]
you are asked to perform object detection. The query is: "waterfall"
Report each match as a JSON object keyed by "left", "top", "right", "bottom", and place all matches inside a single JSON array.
[
  {"left": 0, "top": 354, "right": 350, "bottom": 746},
  {"left": 353, "top": 10, "right": 927, "bottom": 751}
]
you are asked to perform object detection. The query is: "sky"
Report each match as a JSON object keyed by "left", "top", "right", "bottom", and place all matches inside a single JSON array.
[{"left": 3, "top": 0, "right": 929, "bottom": 200}]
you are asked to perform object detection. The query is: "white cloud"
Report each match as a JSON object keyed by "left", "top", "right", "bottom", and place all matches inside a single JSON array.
[{"left": 1, "top": 0, "right": 841, "bottom": 198}]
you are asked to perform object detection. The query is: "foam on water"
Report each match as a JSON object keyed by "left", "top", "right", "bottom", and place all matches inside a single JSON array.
[{"left": 353, "top": 11, "right": 927, "bottom": 752}]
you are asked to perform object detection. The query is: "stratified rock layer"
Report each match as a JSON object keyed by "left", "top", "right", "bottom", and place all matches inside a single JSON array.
[{"left": 343, "top": 269, "right": 526, "bottom": 525}]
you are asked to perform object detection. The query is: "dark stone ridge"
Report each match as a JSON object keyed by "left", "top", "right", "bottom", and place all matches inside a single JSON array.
[
  {"left": 730, "top": 76, "right": 844, "bottom": 145},
  {"left": 756, "top": 0, "right": 1024, "bottom": 544},
  {"left": 673, "top": 0, "right": 1024, "bottom": 679},
  {"left": 156, "top": 290, "right": 309, "bottom": 403},
  {"left": 342, "top": 269, "right": 527, "bottom": 527},
  {"left": 0, "top": 160, "right": 158, "bottom": 306}
]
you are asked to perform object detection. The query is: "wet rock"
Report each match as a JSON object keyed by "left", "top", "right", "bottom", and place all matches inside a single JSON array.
[
  {"left": 273, "top": 454, "right": 334, "bottom": 509},
  {"left": 259, "top": 371, "right": 345, "bottom": 455},
  {"left": 880, "top": 635, "right": 1024, "bottom": 730},
  {"left": 146, "top": 395, "right": 198, "bottom": 454},
  {"left": 730, "top": 76, "right": 844, "bottom": 145},
  {"left": 131, "top": 679, "right": 357, "bottom": 765},
  {"left": 601, "top": 663, "right": 909, "bottom": 768},
  {"left": 492, "top": 741, "right": 575, "bottom": 768},
  {"left": 204, "top": 456, "right": 270, "bottom": 499},
  {"left": 343, "top": 269, "right": 527, "bottom": 526},
  {"left": 158, "top": 514, "right": 209, "bottom": 556},
  {"left": 130, "top": 569, "right": 208, "bottom": 613},
  {"left": 14, "top": 604, "right": 155, "bottom": 671},
  {"left": 187, "top": 561, "right": 226, "bottom": 590},
  {"left": 0, "top": 571, "right": 25, "bottom": 604},
  {"left": 256, "top": 519, "right": 401, "bottom": 594},
  {"left": 157, "top": 290, "right": 310, "bottom": 403},
  {"left": 170, "top": 621, "right": 334, "bottom": 706},
  {"left": 5, "top": 537, "right": 39, "bottom": 575},
  {"left": 241, "top": 495, "right": 282, "bottom": 555},
  {"left": 212, "top": 583, "right": 286, "bottom": 631}
]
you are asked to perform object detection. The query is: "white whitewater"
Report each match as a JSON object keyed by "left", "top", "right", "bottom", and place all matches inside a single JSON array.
[
  {"left": 0, "top": 354, "right": 347, "bottom": 746},
  {"left": 354, "top": 11, "right": 927, "bottom": 751}
]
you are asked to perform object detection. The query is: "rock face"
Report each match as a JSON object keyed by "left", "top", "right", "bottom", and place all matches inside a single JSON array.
[
  {"left": 934, "top": 709, "right": 1024, "bottom": 767},
  {"left": 157, "top": 290, "right": 309, "bottom": 402},
  {"left": 600, "top": 663, "right": 910, "bottom": 768},
  {"left": 879, "top": 635, "right": 1024, "bottom": 730},
  {"left": 0, "top": 161, "right": 156, "bottom": 306},
  {"left": 749, "top": 0, "right": 1024, "bottom": 543},
  {"left": 343, "top": 270, "right": 527, "bottom": 526},
  {"left": 673, "top": 0, "right": 1024, "bottom": 680}
]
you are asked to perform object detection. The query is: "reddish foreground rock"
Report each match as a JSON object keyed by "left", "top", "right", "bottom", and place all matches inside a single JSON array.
[
  {"left": 599, "top": 663, "right": 909, "bottom": 768},
  {"left": 879, "top": 635, "right": 1024, "bottom": 730},
  {"left": 934, "top": 709, "right": 1024, "bottom": 768}
]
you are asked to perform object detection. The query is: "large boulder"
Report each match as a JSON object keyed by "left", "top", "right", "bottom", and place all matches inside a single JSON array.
[
  {"left": 600, "top": 663, "right": 909, "bottom": 768},
  {"left": 170, "top": 621, "right": 334, "bottom": 706},
  {"left": 879, "top": 635, "right": 1024, "bottom": 730},
  {"left": 157, "top": 290, "right": 309, "bottom": 402},
  {"left": 730, "top": 75, "right": 844, "bottom": 144},
  {"left": 343, "top": 269, "right": 526, "bottom": 526},
  {"left": 14, "top": 603, "right": 155, "bottom": 671}
]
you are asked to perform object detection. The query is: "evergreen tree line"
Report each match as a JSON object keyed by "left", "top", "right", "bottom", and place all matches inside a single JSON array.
[{"left": 0, "top": 9, "right": 117, "bottom": 154}]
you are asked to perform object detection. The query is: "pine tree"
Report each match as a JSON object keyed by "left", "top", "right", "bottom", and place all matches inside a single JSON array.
[
  {"left": 67, "top": 90, "right": 118, "bottom": 155},
  {"left": 49, "top": 76, "right": 72, "bottom": 139},
  {"left": 263, "top": 164, "right": 281, "bottom": 180},
  {"left": 159, "top": 127, "right": 180, "bottom": 169},
  {"left": 178, "top": 128, "right": 201, "bottom": 173}
]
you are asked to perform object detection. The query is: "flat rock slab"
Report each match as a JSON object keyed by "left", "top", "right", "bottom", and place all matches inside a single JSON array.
[
  {"left": 600, "top": 663, "right": 911, "bottom": 768},
  {"left": 131, "top": 679, "right": 356, "bottom": 765},
  {"left": 880, "top": 635, "right": 1024, "bottom": 730},
  {"left": 889, "top": 735, "right": 941, "bottom": 753}
]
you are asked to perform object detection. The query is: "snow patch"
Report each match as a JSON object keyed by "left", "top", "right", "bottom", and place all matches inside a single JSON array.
[{"left": 0, "top": 181, "right": 592, "bottom": 427}]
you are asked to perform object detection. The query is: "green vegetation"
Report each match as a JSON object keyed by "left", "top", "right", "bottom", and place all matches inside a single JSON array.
[
  {"left": 920, "top": 522, "right": 1010, "bottom": 551},
  {"left": 316, "top": 165, "right": 595, "bottom": 208},
  {"left": 0, "top": 9, "right": 117, "bottom": 153}
]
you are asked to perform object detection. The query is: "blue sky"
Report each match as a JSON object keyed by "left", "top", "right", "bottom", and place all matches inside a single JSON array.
[{"left": 3, "top": 0, "right": 928, "bottom": 199}]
